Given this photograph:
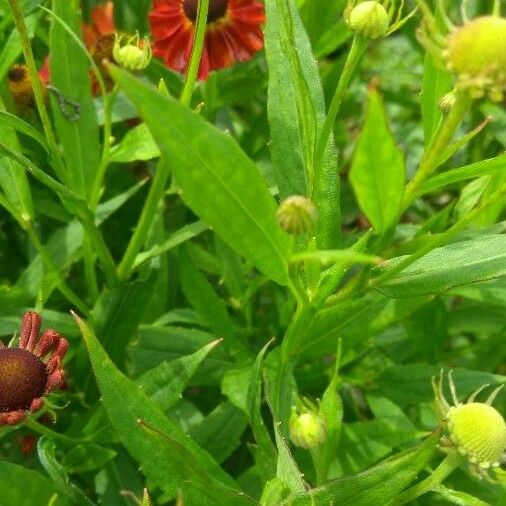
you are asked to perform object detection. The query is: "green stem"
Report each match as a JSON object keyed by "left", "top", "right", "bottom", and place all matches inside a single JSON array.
[
  {"left": 117, "top": 158, "right": 171, "bottom": 280},
  {"left": 179, "top": 0, "right": 209, "bottom": 107},
  {"left": 314, "top": 36, "right": 368, "bottom": 173},
  {"left": 395, "top": 453, "right": 461, "bottom": 505},
  {"left": 5, "top": 0, "right": 68, "bottom": 183},
  {"left": 90, "top": 86, "right": 119, "bottom": 209},
  {"left": 83, "top": 237, "right": 99, "bottom": 302},
  {"left": 402, "top": 89, "right": 471, "bottom": 209},
  {"left": 25, "top": 417, "right": 92, "bottom": 445}
]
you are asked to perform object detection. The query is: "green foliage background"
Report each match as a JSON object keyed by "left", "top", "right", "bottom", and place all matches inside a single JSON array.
[{"left": 0, "top": 0, "right": 504, "bottom": 504}]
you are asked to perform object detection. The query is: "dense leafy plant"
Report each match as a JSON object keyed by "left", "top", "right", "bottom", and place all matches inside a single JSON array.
[{"left": 0, "top": 0, "right": 505, "bottom": 504}]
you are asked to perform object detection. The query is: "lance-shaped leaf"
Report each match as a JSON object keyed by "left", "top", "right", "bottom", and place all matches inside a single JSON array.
[{"left": 110, "top": 65, "right": 291, "bottom": 286}]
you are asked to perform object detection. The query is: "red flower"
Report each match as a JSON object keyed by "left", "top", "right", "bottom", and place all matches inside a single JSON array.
[
  {"left": 0, "top": 311, "right": 68, "bottom": 426},
  {"left": 149, "top": 0, "right": 265, "bottom": 80}
]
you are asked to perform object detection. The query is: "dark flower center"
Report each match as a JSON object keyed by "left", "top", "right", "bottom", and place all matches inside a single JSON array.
[
  {"left": 0, "top": 348, "right": 47, "bottom": 411},
  {"left": 183, "top": 0, "right": 228, "bottom": 23},
  {"left": 7, "top": 66, "right": 27, "bottom": 83}
]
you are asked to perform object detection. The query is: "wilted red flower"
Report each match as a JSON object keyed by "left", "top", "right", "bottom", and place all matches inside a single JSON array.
[
  {"left": 149, "top": 0, "right": 265, "bottom": 80},
  {"left": 0, "top": 311, "right": 68, "bottom": 426}
]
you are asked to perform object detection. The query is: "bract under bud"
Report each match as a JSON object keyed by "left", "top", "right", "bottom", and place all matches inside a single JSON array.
[
  {"left": 347, "top": 1, "right": 389, "bottom": 40},
  {"left": 113, "top": 33, "right": 152, "bottom": 71},
  {"left": 289, "top": 411, "right": 326, "bottom": 449},
  {"left": 276, "top": 196, "right": 317, "bottom": 235}
]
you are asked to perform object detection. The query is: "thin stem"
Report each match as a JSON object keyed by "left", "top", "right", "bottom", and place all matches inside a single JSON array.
[
  {"left": 395, "top": 453, "right": 461, "bottom": 505},
  {"left": 179, "top": 0, "right": 209, "bottom": 107},
  {"left": 117, "top": 158, "right": 171, "bottom": 280},
  {"left": 25, "top": 417, "right": 92, "bottom": 445},
  {"left": 5, "top": 0, "right": 68, "bottom": 183},
  {"left": 402, "top": 89, "right": 471, "bottom": 209},
  {"left": 83, "top": 237, "right": 99, "bottom": 302},
  {"left": 90, "top": 86, "right": 119, "bottom": 209},
  {"left": 314, "top": 36, "right": 368, "bottom": 173}
]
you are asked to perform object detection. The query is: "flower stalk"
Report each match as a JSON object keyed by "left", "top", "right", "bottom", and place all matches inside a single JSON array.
[{"left": 180, "top": 0, "right": 210, "bottom": 106}]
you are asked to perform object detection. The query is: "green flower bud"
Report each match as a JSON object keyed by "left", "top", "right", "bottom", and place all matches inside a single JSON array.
[
  {"left": 447, "top": 403, "right": 506, "bottom": 469},
  {"left": 347, "top": 1, "right": 389, "bottom": 40},
  {"left": 113, "top": 33, "right": 152, "bottom": 71},
  {"left": 289, "top": 410, "right": 326, "bottom": 449},
  {"left": 276, "top": 196, "right": 317, "bottom": 235},
  {"left": 446, "top": 16, "right": 506, "bottom": 101},
  {"left": 433, "top": 371, "right": 506, "bottom": 480}
]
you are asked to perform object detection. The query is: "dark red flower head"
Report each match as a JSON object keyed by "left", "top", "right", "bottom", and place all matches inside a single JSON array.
[
  {"left": 149, "top": 0, "right": 265, "bottom": 80},
  {"left": 0, "top": 311, "right": 68, "bottom": 426}
]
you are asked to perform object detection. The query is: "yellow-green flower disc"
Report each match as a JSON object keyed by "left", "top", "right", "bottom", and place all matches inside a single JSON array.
[
  {"left": 447, "top": 402, "right": 506, "bottom": 467},
  {"left": 447, "top": 16, "right": 506, "bottom": 87}
]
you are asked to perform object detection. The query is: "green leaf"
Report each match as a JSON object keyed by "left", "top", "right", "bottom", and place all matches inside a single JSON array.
[
  {"left": 375, "top": 235, "right": 506, "bottom": 298},
  {"left": 264, "top": 0, "right": 341, "bottom": 248},
  {"left": 0, "top": 12, "right": 41, "bottom": 80},
  {"left": 0, "top": 111, "right": 48, "bottom": 151},
  {"left": 91, "top": 272, "right": 157, "bottom": 365},
  {"left": 349, "top": 88, "right": 406, "bottom": 234},
  {"left": 110, "top": 65, "right": 291, "bottom": 286},
  {"left": 178, "top": 247, "right": 239, "bottom": 351},
  {"left": 74, "top": 313, "right": 255, "bottom": 505},
  {"left": 49, "top": 0, "right": 100, "bottom": 198},
  {"left": 138, "top": 339, "right": 222, "bottom": 412},
  {"left": 109, "top": 123, "right": 160, "bottom": 163},
  {"left": 61, "top": 443, "right": 117, "bottom": 474},
  {"left": 0, "top": 460, "right": 65, "bottom": 505},
  {"left": 0, "top": 98, "right": 34, "bottom": 223},
  {"left": 375, "top": 365, "right": 506, "bottom": 404},
  {"left": 420, "top": 154, "right": 506, "bottom": 195},
  {"left": 190, "top": 402, "right": 248, "bottom": 464},
  {"left": 282, "top": 432, "right": 438, "bottom": 505},
  {"left": 15, "top": 182, "right": 143, "bottom": 301},
  {"left": 37, "top": 437, "right": 96, "bottom": 506}
]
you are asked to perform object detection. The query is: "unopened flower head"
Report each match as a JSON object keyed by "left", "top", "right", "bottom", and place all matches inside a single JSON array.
[
  {"left": 276, "top": 196, "right": 317, "bottom": 236},
  {"left": 433, "top": 371, "right": 506, "bottom": 481},
  {"left": 113, "top": 32, "right": 152, "bottom": 71},
  {"left": 289, "top": 404, "right": 326, "bottom": 449},
  {"left": 344, "top": 0, "right": 416, "bottom": 40},
  {"left": 416, "top": 1, "right": 506, "bottom": 101}
]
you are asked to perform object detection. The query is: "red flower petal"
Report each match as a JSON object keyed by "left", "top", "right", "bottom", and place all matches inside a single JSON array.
[{"left": 149, "top": 0, "right": 265, "bottom": 79}]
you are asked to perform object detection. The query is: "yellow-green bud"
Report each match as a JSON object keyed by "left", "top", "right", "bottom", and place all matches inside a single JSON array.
[
  {"left": 113, "top": 33, "right": 152, "bottom": 71},
  {"left": 289, "top": 411, "right": 326, "bottom": 449},
  {"left": 276, "top": 196, "right": 317, "bottom": 235},
  {"left": 347, "top": 1, "right": 389, "bottom": 40},
  {"left": 446, "top": 16, "right": 506, "bottom": 101},
  {"left": 447, "top": 403, "right": 506, "bottom": 469}
]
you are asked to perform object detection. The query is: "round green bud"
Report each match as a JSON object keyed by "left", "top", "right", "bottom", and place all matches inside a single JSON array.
[
  {"left": 276, "top": 196, "right": 317, "bottom": 235},
  {"left": 289, "top": 411, "right": 326, "bottom": 449},
  {"left": 447, "top": 402, "right": 506, "bottom": 468},
  {"left": 347, "top": 1, "right": 389, "bottom": 40},
  {"left": 113, "top": 33, "right": 152, "bottom": 71},
  {"left": 446, "top": 16, "right": 506, "bottom": 100}
]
